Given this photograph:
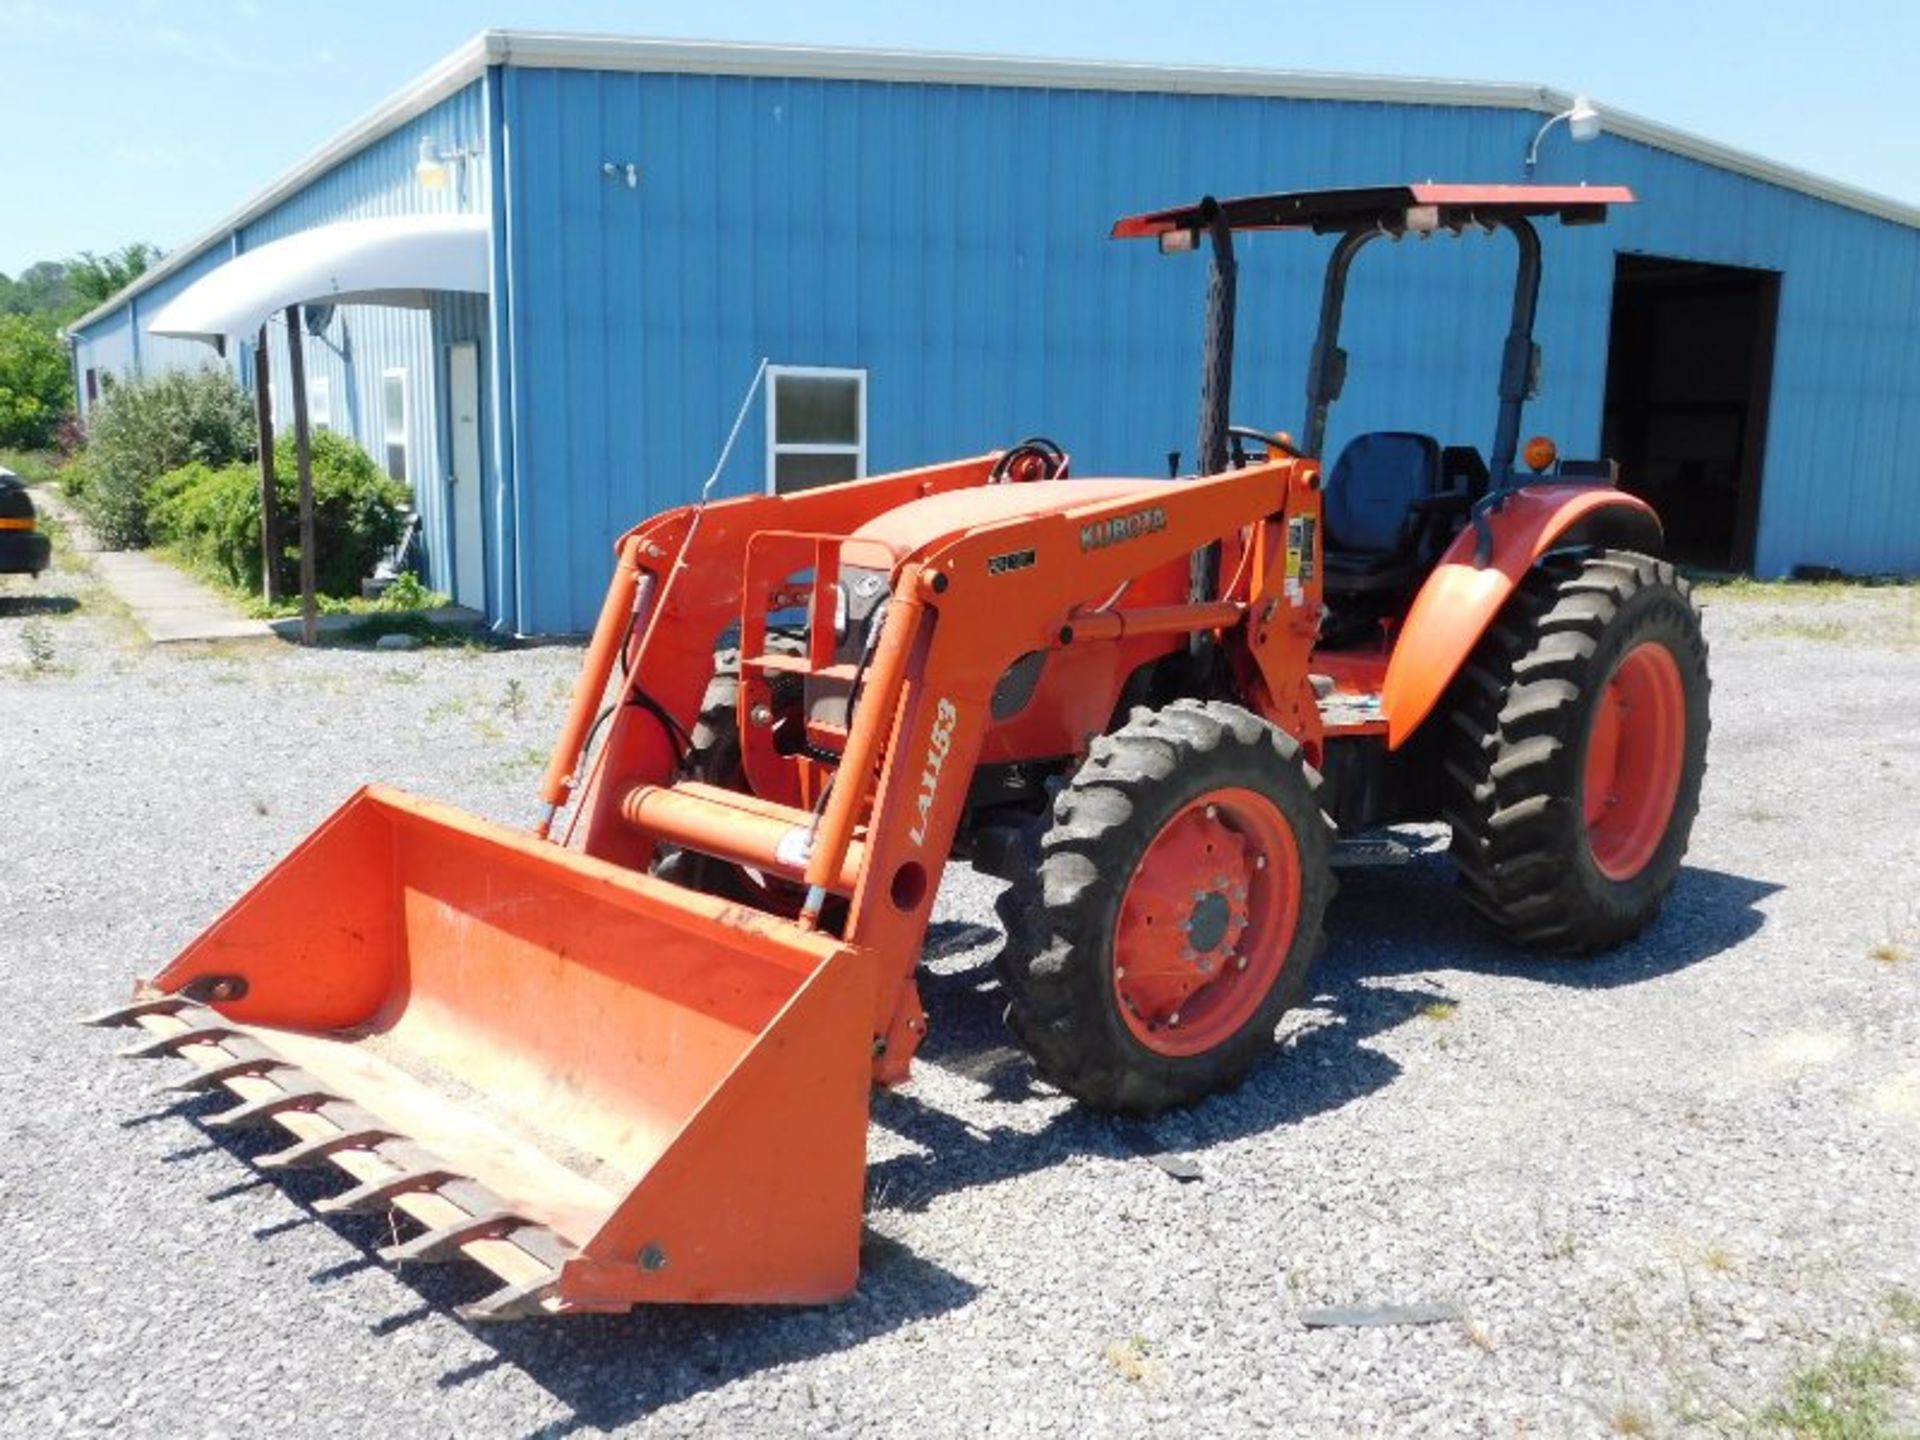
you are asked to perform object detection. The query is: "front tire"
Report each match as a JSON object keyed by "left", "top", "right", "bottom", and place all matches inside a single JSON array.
[
  {"left": 1443, "top": 549, "right": 1710, "bottom": 953},
  {"left": 995, "top": 700, "right": 1335, "bottom": 1116}
]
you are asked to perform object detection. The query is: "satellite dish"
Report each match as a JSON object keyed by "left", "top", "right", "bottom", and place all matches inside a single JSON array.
[{"left": 303, "top": 303, "right": 335, "bottom": 337}]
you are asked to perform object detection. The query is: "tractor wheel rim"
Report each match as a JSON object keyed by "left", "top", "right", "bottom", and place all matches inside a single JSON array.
[
  {"left": 1114, "top": 786, "right": 1302, "bottom": 1057},
  {"left": 1583, "top": 641, "right": 1687, "bottom": 881}
]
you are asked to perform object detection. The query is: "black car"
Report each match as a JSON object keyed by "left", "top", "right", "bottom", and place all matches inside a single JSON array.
[{"left": 0, "top": 468, "right": 52, "bottom": 576}]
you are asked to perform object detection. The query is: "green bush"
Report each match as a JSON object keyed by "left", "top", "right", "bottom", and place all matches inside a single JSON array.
[
  {"left": 274, "top": 431, "right": 411, "bottom": 596},
  {"left": 77, "top": 367, "right": 256, "bottom": 547},
  {"left": 149, "top": 460, "right": 262, "bottom": 589},
  {"left": 150, "top": 430, "right": 410, "bottom": 597}
]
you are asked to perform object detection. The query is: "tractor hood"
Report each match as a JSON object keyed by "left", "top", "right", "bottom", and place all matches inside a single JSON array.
[{"left": 848, "top": 478, "right": 1171, "bottom": 564}]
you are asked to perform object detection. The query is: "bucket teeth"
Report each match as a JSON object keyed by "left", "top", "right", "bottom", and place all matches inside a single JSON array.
[
  {"left": 457, "top": 1278, "right": 563, "bottom": 1324},
  {"left": 380, "top": 1210, "right": 530, "bottom": 1265},
  {"left": 205, "top": 1084, "right": 331, "bottom": 1130},
  {"left": 81, "top": 996, "right": 191, "bottom": 1029},
  {"left": 164, "top": 1057, "right": 290, "bottom": 1094},
  {"left": 117, "top": 1021, "right": 234, "bottom": 1060},
  {"left": 314, "top": 1166, "right": 459, "bottom": 1216},
  {"left": 257, "top": 1126, "right": 396, "bottom": 1171}
]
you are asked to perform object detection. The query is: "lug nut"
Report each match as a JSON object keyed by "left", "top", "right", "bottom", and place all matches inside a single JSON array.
[
  {"left": 1205, "top": 805, "right": 1218, "bottom": 819},
  {"left": 750, "top": 704, "right": 773, "bottom": 728},
  {"left": 1254, "top": 854, "right": 1267, "bottom": 870},
  {"left": 1169, "top": 1012, "right": 1182, "bottom": 1026},
  {"left": 1235, "top": 954, "right": 1249, "bottom": 970}
]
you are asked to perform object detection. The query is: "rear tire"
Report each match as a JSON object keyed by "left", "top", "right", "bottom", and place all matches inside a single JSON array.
[
  {"left": 995, "top": 700, "right": 1334, "bottom": 1116},
  {"left": 1443, "top": 548, "right": 1709, "bottom": 953}
]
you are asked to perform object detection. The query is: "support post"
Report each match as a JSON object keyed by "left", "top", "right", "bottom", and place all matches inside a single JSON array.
[
  {"left": 284, "top": 305, "right": 318, "bottom": 646},
  {"left": 253, "top": 324, "right": 281, "bottom": 604}
]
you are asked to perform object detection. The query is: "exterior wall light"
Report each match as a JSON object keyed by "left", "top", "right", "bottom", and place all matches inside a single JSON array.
[
  {"left": 415, "top": 136, "right": 479, "bottom": 199},
  {"left": 1524, "top": 96, "right": 1601, "bottom": 178}
]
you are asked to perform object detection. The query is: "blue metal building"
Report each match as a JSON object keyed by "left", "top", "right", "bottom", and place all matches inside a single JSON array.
[{"left": 67, "top": 32, "right": 1920, "bottom": 635}]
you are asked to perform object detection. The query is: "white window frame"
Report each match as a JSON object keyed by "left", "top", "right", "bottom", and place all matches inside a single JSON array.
[
  {"left": 381, "top": 367, "right": 411, "bottom": 484},
  {"left": 764, "top": 364, "right": 867, "bottom": 495},
  {"left": 308, "top": 374, "right": 333, "bottom": 432}
]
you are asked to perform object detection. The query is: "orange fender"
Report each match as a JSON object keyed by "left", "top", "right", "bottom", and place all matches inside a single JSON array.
[{"left": 1382, "top": 486, "right": 1662, "bottom": 749}]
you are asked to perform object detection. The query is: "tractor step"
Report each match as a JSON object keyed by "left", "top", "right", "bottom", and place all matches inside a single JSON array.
[{"left": 1330, "top": 834, "right": 1416, "bottom": 868}]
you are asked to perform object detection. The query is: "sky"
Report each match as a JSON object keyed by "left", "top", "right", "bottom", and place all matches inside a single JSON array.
[{"left": 2, "top": 0, "right": 1917, "bottom": 276}]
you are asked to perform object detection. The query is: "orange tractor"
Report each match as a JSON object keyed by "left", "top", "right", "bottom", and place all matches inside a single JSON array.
[{"left": 90, "top": 183, "right": 1708, "bottom": 1320}]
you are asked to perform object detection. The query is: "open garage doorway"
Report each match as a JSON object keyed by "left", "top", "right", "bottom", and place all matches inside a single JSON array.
[{"left": 1602, "top": 255, "right": 1780, "bottom": 571}]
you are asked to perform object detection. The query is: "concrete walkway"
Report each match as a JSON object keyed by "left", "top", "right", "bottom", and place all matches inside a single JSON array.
[
  {"left": 32, "top": 486, "right": 272, "bottom": 643},
  {"left": 35, "top": 485, "right": 486, "bottom": 645},
  {"left": 89, "top": 550, "right": 274, "bottom": 643}
]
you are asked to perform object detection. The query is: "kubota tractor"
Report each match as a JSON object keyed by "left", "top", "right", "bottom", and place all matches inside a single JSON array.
[{"left": 91, "top": 183, "right": 1708, "bottom": 1320}]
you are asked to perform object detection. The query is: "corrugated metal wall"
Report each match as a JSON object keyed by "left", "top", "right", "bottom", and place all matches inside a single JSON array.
[
  {"left": 71, "top": 58, "right": 1920, "bottom": 633},
  {"left": 68, "top": 81, "right": 494, "bottom": 602},
  {"left": 502, "top": 67, "right": 1920, "bottom": 632}
]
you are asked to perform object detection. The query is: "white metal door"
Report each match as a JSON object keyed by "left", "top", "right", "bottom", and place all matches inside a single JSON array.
[{"left": 447, "top": 342, "right": 485, "bottom": 610}]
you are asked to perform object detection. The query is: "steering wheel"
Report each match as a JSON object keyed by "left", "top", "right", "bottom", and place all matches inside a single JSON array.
[
  {"left": 1226, "top": 426, "right": 1306, "bottom": 468},
  {"left": 990, "top": 436, "right": 1070, "bottom": 483}
]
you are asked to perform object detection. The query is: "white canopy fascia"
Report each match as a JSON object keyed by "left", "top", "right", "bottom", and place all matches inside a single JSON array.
[{"left": 146, "top": 213, "right": 489, "bottom": 345}]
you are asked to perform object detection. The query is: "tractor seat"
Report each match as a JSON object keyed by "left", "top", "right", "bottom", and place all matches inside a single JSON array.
[{"left": 1320, "top": 431, "right": 1463, "bottom": 594}]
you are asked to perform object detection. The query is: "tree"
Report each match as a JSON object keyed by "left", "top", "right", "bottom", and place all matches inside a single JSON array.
[
  {"left": 0, "top": 314, "right": 73, "bottom": 449},
  {"left": 0, "top": 262, "right": 75, "bottom": 319},
  {"left": 65, "top": 243, "right": 163, "bottom": 310}
]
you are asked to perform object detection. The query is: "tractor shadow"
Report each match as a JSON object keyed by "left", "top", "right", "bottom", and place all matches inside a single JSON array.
[
  {"left": 134, "top": 1083, "right": 975, "bottom": 1436},
  {"left": 117, "top": 854, "right": 1777, "bottom": 1433},
  {"left": 410, "top": 1232, "right": 977, "bottom": 1439},
  {"left": 881, "top": 852, "right": 1779, "bottom": 1213},
  {"left": 1320, "top": 847, "right": 1781, "bottom": 991}
]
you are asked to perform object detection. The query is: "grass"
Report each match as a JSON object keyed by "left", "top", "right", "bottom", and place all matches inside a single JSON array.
[
  {"left": 0, "top": 494, "right": 139, "bottom": 673},
  {"left": 0, "top": 448, "right": 61, "bottom": 486},
  {"left": 1889, "top": 1290, "right": 1920, "bottom": 1333},
  {"left": 1421, "top": 999, "right": 1460, "bottom": 1021},
  {"left": 15, "top": 616, "right": 65, "bottom": 677},
  {"left": 1611, "top": 1402, "right": 1656, "bottom": 1436},
  {"left": 1755, "top": 1341, "right": 1909, "bottom": 1439},
  {"left": 483, "top": 745, "right": 549, "bottom": 782},
  {"left": 1869, "top": 941, "right": 1912, "bottom": 966},
  {"left": 148, "top": 544, "right": 454, "bottom": 623},
  {"left": 1103, "top": 1334, "right": 1165, "bottom": 1386},
  {"left": 1754, "top": 617, "right": 1853, "bottom": 643},
  {"left": 1689, "top": 572, "right": 1920, "bottom": 650},
  {"left": 1690, "top": 573, "right": 1919, "bottom": 603},
  {"left": 334, "top": 611, "right": 493, "bottom": 650}
]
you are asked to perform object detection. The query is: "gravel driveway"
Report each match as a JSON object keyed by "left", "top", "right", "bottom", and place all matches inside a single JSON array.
[{"left": 3, "top": 548, "right": 1917, "bottom": 1438}]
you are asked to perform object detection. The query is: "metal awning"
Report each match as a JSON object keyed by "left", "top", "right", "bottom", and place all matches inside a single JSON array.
[{"left": 146, "top": 213, "right": 488, "bottom": 344}]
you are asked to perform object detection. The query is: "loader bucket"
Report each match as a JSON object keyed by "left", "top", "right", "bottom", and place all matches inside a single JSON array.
[{"left": 89, "top": 784, "right": 876, "bottom": 1320}]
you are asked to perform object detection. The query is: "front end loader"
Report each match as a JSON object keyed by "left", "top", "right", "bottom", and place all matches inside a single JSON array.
[{"left": 90, "top": 183, "right": 1708, "bottom": 1320}]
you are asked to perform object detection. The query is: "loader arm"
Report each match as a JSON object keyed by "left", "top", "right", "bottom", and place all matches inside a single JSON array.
[
  {"left": 548, "top": 453, "right": 1007, "bottom": 861},
  {"left": 820, "top": 458, "right": 1322, "bottom": 1068}
]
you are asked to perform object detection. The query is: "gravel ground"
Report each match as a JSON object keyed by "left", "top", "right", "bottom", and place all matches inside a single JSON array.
[{"left": 3, "top": 542, "right": 1918, "bottom": 1438}]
